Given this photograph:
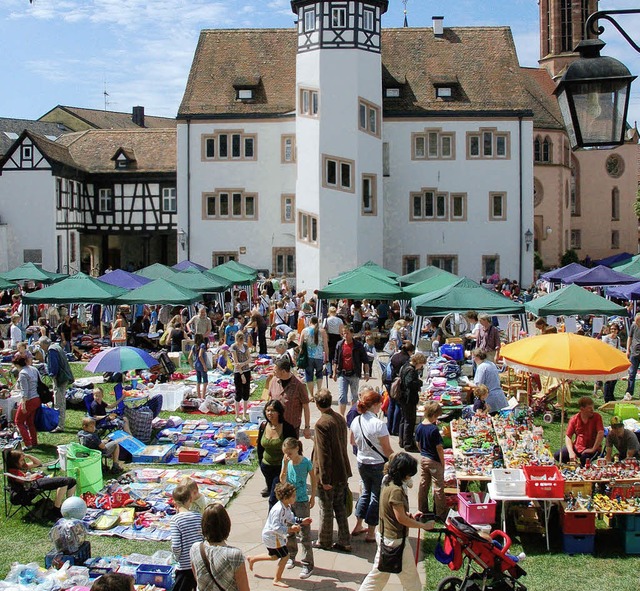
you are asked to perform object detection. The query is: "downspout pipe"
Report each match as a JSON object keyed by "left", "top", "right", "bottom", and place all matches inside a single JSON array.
[
  {"left": 518, "top": 116, "right": 523, "bottom": 287},
  {"left": 186, "top": 119, "right": 191, "bottom": 260}
]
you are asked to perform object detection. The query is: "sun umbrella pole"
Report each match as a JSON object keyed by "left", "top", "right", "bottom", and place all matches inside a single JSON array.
[{"left": 559, "top": 379, "right": 567, "bottom": 466}]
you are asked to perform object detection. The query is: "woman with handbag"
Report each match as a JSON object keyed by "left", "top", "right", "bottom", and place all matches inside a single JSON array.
[
  {"left": 299, "top": 316, "right": 328, "bottom": 401},
  {"left": 190, "top": 503, "right": 250, "bottom": 591},
  {"left": 358, "top": 452, "right": 434, "bottom": 591},
  {"left": 350, "top": 388, "right": 394, "bottom": 542},
  {"left": 13, "top": 353, "right": 41, "bottom": 450}
]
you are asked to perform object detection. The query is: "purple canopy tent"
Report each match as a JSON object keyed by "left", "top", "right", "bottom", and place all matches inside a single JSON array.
[
  {"left": 97, "top": 269, "right": 153, "bottom": 290},
  {"left": 606, "top": 282, "right": 640, "bottom": 300},
  {"left": 561, "top": 265, "right": 638, "bottom": 286},
  {"left": 540, "top": 262, "right": 588, "bottom": 284}
]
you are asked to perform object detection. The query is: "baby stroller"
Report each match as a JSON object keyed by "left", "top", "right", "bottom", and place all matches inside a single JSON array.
[{"left": 434, "top": 516, "right": 526, "bottom": 591}]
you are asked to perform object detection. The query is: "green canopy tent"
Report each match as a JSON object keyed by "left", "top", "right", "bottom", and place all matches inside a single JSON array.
[
  {"left": 356, "top": 261, "right": 398, "bottom": 280},
  {"left": 22, "top": 272, "right": 127, "bottom": 304},
  {"left": 402, "top": 271, "right": 461, "bottom": 298},
  {"left": 0, "top": 277, "right": 16, "bottom": 291},
  {"left": 329, "top": 266, "right": 399, "bottom": 286},
  {"left": 412, "top": 278, "right": 525, "bottom": 316},
  {"left": 612, "top": 255, "right": 640, "bottom": 277},
  {"left": 167, "top": 270, "right": 229, "bottom": 294},
  {"left": 219, "top": 260, "right": 259, "bottom": 279},
  {"left": 398, "top": 266, "right": 456, "bottom": 286},
  {"left": 135, "top": 263, "right": 179, "bottom": 281},
  {"left": 318, "top": 272, "right": 405, "bottom": 301},
  {"left": 117, "top": 278, "right": 202, "bottom": 305},
  {"left": 524, "top": 284, "right": 628, "bottom": 317},
  {"left": 0, "top": 262, "right": 67, "bottom": 284},
  {"left": 206, "top": 265, "right": 255, "bottom": 285}
]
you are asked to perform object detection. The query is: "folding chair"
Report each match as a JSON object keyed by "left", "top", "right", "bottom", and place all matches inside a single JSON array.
[{"left": 2, "top": 444, "right": 55, "bottom": 520}]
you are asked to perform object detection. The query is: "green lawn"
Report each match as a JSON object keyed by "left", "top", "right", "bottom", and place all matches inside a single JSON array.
[
  {"left": 2, "top": 367, "right": 640, "bottom": 586},
  {"left": 0, "top": 361, "right": 262, "bottom": 576}
]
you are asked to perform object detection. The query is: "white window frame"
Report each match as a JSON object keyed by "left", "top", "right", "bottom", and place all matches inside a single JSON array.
[
  {"left": 298, "top": 211, "right": 318, "bottom": 245},
  {"left": 413, "top": 129, "right": 455, "bottom": 160},
  {"left": 489, "top": 192, "right": 506, "bottom": 221},
  {"left": 323, "top": 155, "right": 354, "bottom": 193},
  {"left": 281, "top": 194, "right": 295, "bottom": 223},
  {"left": 98, "top": 188, "right": 112, "bottom": 213},
  {"left": 300, "top": 88, "right": 319, "bottom": 117},
  {"left": 281, "top": 135, "right": 296, "bottom": 163},
  {"left": 162, "top": 187, "right": 177, "bottom": 213},
  {"left": 363, "top": 8, "right": 374, "bottom": 31},
  {"left": 570, "top": 229, "right": 582, "bottom": 250},
  {"left": 304, "top": 9, "right": 316, "bottom": 32},
  {"left": 212, "top": 252, "right": 237, "bottom": 267},
  {"left": 358, "top": 98, "right": 380, "bottom": 138},
  {"left": 361, "top": 174, "right": 377, "bottom": 216},
  {"left": 202, "top": 131, "right": 256, "bottom": 161},
  {"left": 331, "top": 6, "right": 347, "bottom": 28},
  {"left": 427, "top": 255, "right": 458, "bottom": 274}
]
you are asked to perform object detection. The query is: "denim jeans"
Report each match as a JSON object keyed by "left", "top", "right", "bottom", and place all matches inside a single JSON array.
[
  {"left": 338, "top": 374, "right": 360, "bottom": 406},
  {"left": 627, "top": 354, "right": 640, "bottom": 395},
  {"left": 386, "top": 397, "right": 401, "bottom": 436},
  {"left": 355, "top": 462, "right": 384, "bottom": 526}
]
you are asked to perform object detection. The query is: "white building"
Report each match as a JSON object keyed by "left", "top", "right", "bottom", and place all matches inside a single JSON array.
[{"left": 181, "top": 6, "right": 537, "bottom": 291}]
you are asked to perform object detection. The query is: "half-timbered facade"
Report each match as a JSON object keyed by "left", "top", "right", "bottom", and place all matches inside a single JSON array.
[{"left": 0, "top": 129, "right": 177, "bottom": 274}]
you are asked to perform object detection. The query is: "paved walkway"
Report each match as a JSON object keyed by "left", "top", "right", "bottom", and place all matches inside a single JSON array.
[{"left": 225, "top": 368, "right": 428, "bottom": 591}]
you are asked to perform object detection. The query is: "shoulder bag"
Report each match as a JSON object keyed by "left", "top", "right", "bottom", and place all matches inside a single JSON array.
[
  {"left": 199, "top": 542, "right": 226, "bottom": 591},
  {"left": 296, "top": 340, "right": 308, "bottom": 369},
  {"left": 36, "top": 374, "right": 54, "bottom": 404},
  {"left": 356, "top": 415, "right": 387, "bottom": 463},
  {"left": 377, "top": 512, "right": 406, "bottom": 573}
]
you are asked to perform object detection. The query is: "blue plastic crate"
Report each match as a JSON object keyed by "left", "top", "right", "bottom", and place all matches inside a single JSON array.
[
  {"left": 136, "top": 564, "right": 174, "bottom": 589},
  {"left": 562, "top": 534, "right": 594, "bottom": 555},
  {"left": 45, "top": 541, "right": 91, "bottom": 569},
  {"left": 620, "top": 514, "right": 640, "bottom": 532},
  {"left": 623, "top": 531, "right": 640, "bottom": 554}
]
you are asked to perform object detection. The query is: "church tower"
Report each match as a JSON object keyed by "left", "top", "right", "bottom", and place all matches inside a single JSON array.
[
  {"left": 539, "top": 0, "right": 598, "bottom": 78},
  {"left": 291, "top": 0, "right": 388, "bottom": 291}
]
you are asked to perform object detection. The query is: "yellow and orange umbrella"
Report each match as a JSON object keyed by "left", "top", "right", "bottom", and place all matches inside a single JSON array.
[
  {"left": 500, "top": 333, "right": 630, "bottom": 382},
  {"left": 500, "top": 333, "right": 630, "bottom": 456}
]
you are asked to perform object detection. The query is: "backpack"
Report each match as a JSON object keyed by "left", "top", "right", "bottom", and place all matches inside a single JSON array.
[
  {"left": 389, "top": 364, "right": 410, "bottom": 401},
  {"left": 384, "top": 360, "right": 394, "bottom": 382}
]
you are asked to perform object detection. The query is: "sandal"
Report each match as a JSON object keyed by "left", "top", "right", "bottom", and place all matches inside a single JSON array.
[
  {"left": 235, "top": 416, "right": 243, "bottom": 423},
  {"left": 311, "top": 541, "right": 331, "bottom": 550},
  {"left": 351, "top": 529, "right": 367, "bottom": 536}
]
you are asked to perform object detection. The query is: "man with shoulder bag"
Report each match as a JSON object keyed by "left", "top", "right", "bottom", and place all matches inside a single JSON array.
[{"left": 38, "top": 336, "right": 74, "bottom": 432}]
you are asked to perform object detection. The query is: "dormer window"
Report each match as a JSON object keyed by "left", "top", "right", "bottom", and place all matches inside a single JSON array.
[
  {"left": 111, "top": 147, "right": 136, "bottom": 170},
  {"left": 433, "top": 76, "right": 459, "bottom": 101},
  {"left": 436, "top": 87, "right": 452, "bottom": 98},
  {"left": 233, "top": 77, "right": 260, "bottom": 103},
  {"left": 385, "top": 88, "right": 401, "bottom": 98}
]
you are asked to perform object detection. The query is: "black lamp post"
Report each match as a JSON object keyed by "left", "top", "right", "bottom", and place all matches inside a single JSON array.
[
  {"left": 553, "top": 9, "right": 639, "bottom": 150},
  {"left": 524, "top": 229, "right": 533, "bottom": 252}
]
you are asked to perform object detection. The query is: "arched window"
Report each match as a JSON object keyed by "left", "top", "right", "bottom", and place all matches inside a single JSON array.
[
  {"left": 542, "top": 137, "right": 552, "bottom": 162},
  {"left": 534, "top": 136, "right": 542, "bottom": 162}
]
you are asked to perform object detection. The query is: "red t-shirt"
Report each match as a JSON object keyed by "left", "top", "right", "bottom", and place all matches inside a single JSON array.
[
  {"left": 342, "top": 341, "right": 354, "bottom": 372},
  {"left": 567, "top": 412, "right": 604, "bottom": 454}
]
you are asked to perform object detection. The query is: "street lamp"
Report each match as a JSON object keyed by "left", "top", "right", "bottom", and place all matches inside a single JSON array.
[
  {"left": 524, "top": 229, "right": 533, "bottom": 252},
  {"left": 177, "top": 228, "right": 187, "bottom": 251},
  {"left": 553, "top": 10, "right": 639, "bottom": 150}
]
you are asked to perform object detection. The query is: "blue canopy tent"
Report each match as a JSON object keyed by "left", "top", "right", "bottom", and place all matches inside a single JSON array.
[
  {"left": 540, "top": 263, "right": 588, "bottom": 284},
  {"left": 98, "top": 269, "right": 152, "bottom": 290},
  {"left": 562, "top": 265, "right": 638, "bottom": 286},
  {"left": 596, "top": 252, "right": 633, "bottom": 268},
  {"left": 172, "top": 260, "right": 208, "bottom": 272}
]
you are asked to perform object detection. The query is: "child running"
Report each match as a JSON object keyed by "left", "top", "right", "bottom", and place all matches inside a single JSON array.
[
  {"left": 248, "top": 482, "right": 312, "bottom": 588},
  {"left": 170, "top": 483, "right": 203, "bottom": 591},
  {"left": 280, "top": 437, "right": 316, "bottom": 579}
]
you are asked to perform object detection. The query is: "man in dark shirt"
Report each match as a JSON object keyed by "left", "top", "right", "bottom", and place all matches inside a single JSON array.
[
  {"left": 89, "top": 388, "right": 130, "bottom": 433},
  {"left": 332, "top": 325, "right": 371, "bottom": 416}
]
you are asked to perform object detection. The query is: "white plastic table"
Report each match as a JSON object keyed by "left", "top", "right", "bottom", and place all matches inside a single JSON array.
[{"left": 487, "top": 482, "right": 563, "bottom": 551}]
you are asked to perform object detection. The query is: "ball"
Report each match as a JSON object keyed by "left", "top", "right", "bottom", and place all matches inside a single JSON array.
[{"left": 60, "top": 496, "right": 87, "bottom": 520}]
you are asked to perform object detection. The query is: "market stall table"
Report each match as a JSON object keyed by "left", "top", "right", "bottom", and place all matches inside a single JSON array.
[{"left": 487, "top": 482, "right": 563, "bottom": 551}]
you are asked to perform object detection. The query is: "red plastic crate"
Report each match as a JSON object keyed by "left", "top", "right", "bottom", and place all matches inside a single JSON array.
[
  {"left": 457, "top": 492, "right": 496, "bottom": 524},
  {"left": 523, "top": 465, "right": 564, "bottom": 499},
  {"left": 560, "top": 509, "right": 596, "bottom": 535},
  {"left": 178, "top": 449, "right": 201, "bottom": 463}
]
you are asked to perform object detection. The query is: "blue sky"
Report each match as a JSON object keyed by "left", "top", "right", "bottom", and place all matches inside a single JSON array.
[{"left": 1, "top": 0, "right": 639, "bottom": 125}]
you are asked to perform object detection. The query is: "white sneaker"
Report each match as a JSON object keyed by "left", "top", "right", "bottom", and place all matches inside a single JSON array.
[
  {"left": 517, "top": 552, "right": 526, "bottom": 562},
  {"left": 299, "top": 566, "right": 313, "bottom": 579},
  {"left": 624, "top": 393, "right": 633, "bottom": 401},
  {"left": 286, "top": 559, "right": 295, "bottom": 569}
]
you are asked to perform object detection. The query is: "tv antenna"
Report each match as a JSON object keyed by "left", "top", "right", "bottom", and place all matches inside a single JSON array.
[{"left": 103, "top": 79, "right": 112, "bottom": 111}]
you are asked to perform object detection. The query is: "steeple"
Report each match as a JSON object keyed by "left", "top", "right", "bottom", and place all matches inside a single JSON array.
[{"left": 539, "top": 0, "right": 598, "bottom": 78}]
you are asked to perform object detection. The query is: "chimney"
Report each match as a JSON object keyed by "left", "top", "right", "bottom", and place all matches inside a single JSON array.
[
  {"left": 432, "top": 16, "right": 444, "bottom": 38},
  {"left": 132, "top": 106, "right": 145, "bottom": 128}
]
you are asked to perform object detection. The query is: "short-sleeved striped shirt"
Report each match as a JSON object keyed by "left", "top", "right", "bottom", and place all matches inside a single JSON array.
[
  {"left": 190, "top": 541, "right": 245, "bottom": 591},
  {"left": 171, "top": 511, "right": 203, "bottom": 570}
]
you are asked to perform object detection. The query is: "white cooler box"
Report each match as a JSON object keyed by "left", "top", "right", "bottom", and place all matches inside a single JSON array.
[
  {"left": 248, "top": 404, "right": 266, "bottom": 424},
  {"left": 149, "top": 383, "right": 193, "bottom": 411}
]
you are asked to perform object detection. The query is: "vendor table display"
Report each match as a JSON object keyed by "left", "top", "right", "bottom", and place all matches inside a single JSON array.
[
  {"left": 451, "top": 416, "right": 500, "bottom": 480},
  {"left": 82, "top": 467, "right": 252, "bottom": 541}
]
